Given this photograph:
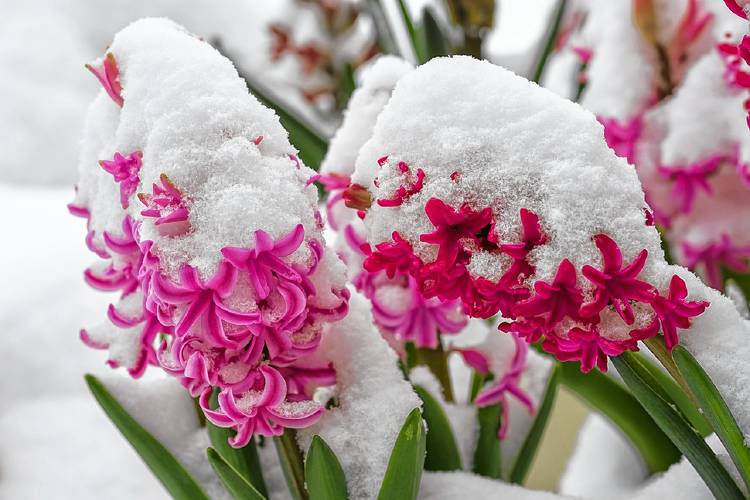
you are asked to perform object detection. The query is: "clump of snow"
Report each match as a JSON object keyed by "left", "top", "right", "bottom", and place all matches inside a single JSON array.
[
  {"left": 419, "top": 471, "right": 571, "bottom": 499},
  {"left": 321, "top": 55, "right": 413, "bottom": 179},
  {"left": 298, "top": 291, "right": 421, "bottom": 500},
  {"left": 559, "top": 413, "right": 648, "bottom": 498}
]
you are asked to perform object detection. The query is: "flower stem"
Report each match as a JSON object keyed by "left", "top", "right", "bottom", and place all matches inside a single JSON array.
[
  {"left": 274, "top": 429, "right": 308, "bottom": 500},
  {"left": 531, "top": 0, "right": 568, "bottom": 83},
  {"left": 643, "top": 336, "right": 700, "bottom": 408},
  {"left": 414, "top": 340, "right": 454, "bottom": 402}
]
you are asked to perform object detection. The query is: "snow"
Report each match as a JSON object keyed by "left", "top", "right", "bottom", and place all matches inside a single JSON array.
[
  {"left": 419, "top": 471, "right": 571, "bottom": 499},
  {"left": 321, "top": 55, "right": 414, "bottom": 179},
  {"left": 298, "top": 291, "right": 421, "bottom": 500}
]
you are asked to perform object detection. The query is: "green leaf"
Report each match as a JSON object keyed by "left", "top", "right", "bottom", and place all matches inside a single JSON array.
[
  {"left": 634, "top": 351, "right": 711, "bottom": 437},
  {"left": 274, "top": 429, "right": 309, "bottom": 500},
  {"left": 207, "top": 448, "right": 266, "bottom": 500},
  {"left": 673, "top": 345, "right": 750, "bottom": 493},
  {"left": 422, "top": 8, "right": 449, "bottom": 60},
  {"left": 243, "top": 77, "right": 328, "bottom": 170},
  {"left": 558, "top": 361, "right": 681, "bottom": 472},
  {"left": 531, "top": 0, "right": 568, "bottom": 83},
  {"left": 472, "top": 404, "right": 502, "bottom": 479},
  {"left": 305, "top": 435, "right": 349, "bottom": 500},
  {"left": 509, "top": 364, "right": 560, "bottom": 484},
  {"left": 84, "top": 374, "right": 209, "bottom": 500},
  {"left": 613, "top": 353, "right": 744, "bottom": 500},
  {"left": 336, "top": 63, "right": 356, "bottom": 110},
  {"left": 396, "top": 0, "right": 427, "bottom": 64},
  {"left": 366, "top": 0, "right": 400, "bottom": 55},
  {"left": 206, "top": 390, "right": 268, "bottom": 496},
  {"left": 377, "top": 408, "right": 426, "bottom": 500},
  {"left": 413, "top": 385, "right": 462, "bottom": 471}
]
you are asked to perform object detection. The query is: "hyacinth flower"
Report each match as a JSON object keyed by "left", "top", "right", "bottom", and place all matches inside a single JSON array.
[
  {"left": 71, "top": 19, "right": 348, "bottom": 455},
  {"left": 85, "top": 52, "right": 124, "bottom": 107},
  {"left": 99, "top": 151, "right": 143, "bottom": 209}
]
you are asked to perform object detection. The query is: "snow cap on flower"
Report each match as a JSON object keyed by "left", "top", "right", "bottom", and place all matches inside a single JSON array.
[
  {"left": 72, "top": 19, "right": 347, "bottom": 442},
  {"left": 351, "top": 56, "right": 715, "bottom": 369}
]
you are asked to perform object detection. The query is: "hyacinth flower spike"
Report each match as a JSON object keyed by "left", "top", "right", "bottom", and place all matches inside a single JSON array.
[
  {"left": 221, "top": 224, "right": 306, "bottom": 300},
  {"left": 86, "top": 52, "right": 124, "bottom": 107},
  {"left": 630, "top": 275, "right": 709, "bottom": 350},
  {"left": 579, "top": 234, "right": 655, "bottom": 325}
]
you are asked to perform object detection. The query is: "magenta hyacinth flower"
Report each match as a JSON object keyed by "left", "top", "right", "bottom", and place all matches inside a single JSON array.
[
  {"left": 579, "top": 234, "right": 655, "bottom": 324},
  {"left": 152, "top": 262, "right": 254, "bottom": 348},
  {"left": 376, "top": 161, "right": 426, "bottom": 207},
  {"left": 85, "top": 52, "right": 124, "bottom": 107},
  {"left": 544, "top": 325, "right": 633, "bottom": 373},
  {"left": 630, "top": 275, "right": 709, "bottom": 350},
  {"left": 200, "top": 365, "right": 324, "bottom": 447},
  {"left": 657, "top": 155, "right": 722, "bottom": 213},
  {"left": 420, "top": 198, "right": 493, "bottom": 269},
  {"left": 83, "top": 216, "right": 142, "bottom": 297},
  {"left": 474, "top": 334, "right": 535, "bottom": 439},
  {"left": 362, "top": 231, "right": 421, "bottom": 279},
  {"left": 368, "top": 274, "right": 466, "bottom": 349},
  {"left": 724, "top": 0, "right": 750, "bottom": 18},
  {"left": 682, "top": 234, "right": 750, "bottom": 289},
  {"left": 598, "top": 116, "right": 642, "bottom": 165},
  {"left": 138, "top": 174, "right": 190, "bottom": 234},
  {"left": 465, "top": 276, "right": 531, "bottom": 320},
  {"left": 514, "top": 259, "right": 584, "bottom": 329},
  {"left": 221, "top": 225, "right": 306, "bottom": 300},
  {"left": 99, "top": 151, "right": 143, "bottom": 209},
  {"left": 499, "top": 208, "right": 548, "bottom": 285}
]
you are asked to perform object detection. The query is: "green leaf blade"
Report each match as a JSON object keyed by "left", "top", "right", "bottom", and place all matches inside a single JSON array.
[
  {"left": 84, "top": 374, "right": 209, "bottom": 500},
  {"left": 207, "top": 448, "right": 266, "bottom": 500},
  {"left": 396, "top": 0, "right": 427, "bottom": 63},
  {"left": 305, "top": 435, "right": 349, "bottom": 500},
  {"left": 613, "top": 353, "right": 744, "bottom": 500},
  {"left": 673, "top": 345, "right": 750, "bottom": 493},
  {"left": 509, "top": 364, "right": 560, "bottom": 484},
  {"left": 274, "top": 429, "right": 309, "bottom": 500},
  {"left": 559, "top": 361, "right": 681, "bottom": 472},
  {"left": 377, "top": 408, "right": 426, "bottom": 500},
  {"left": 422, "top": 8, "right": 449, "bottom": 60},
  {"left": 413, "top": 385, "right": 462, "bottom": 471}
]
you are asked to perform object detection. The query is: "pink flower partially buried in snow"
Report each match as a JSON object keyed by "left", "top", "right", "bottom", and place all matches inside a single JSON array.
[
  {"left": 86, "top": 52, "right": 124, "bottom": 107},
  {"left": 99, "top": 151, "right": 143, "bottom": 209}
]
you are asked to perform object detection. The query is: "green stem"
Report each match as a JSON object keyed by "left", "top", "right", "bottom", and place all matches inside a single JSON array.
[
  {"left": 414, "top": 341, "right": 454, "bottom": 402},
  {"left": 193, "top": 397, "right": 206, "bottom": 427},
  {"left": 643, "top": 336, "right": 701, "bottom": 409},
  {"left": 531, "top": 0, "right": 568, "bottom": 83},
  {"left": 274, "top": 429, "right": 308, "bottom": 500}
]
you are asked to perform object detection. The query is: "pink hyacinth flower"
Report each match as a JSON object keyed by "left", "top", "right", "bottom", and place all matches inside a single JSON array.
[
  {"left": 544, "top": 325, "right": 634, "bottom": 373},
  {"left": 138, "top": 174, "right": 190, "bottom": 235},
  {"left": 152, "top": 262, "right": 258, "bottom": 348},
  {"left": 200, "top": 365, "right": 324, "bottom": 448},
  {"left": 222, "top": 225, "right": 306, "bottom": 300},
  {"left": 377, "top": 162, "right": 426, "bottom": 207},
  {"left": 514, "top": 259, "right": 584, "bottom": 329},
  {"left": 630, "top": 275, "right": 709, "bottom": 350},
  {"left": 100, "top": 151, "right": 143, "bottom": 209},
  {"left": 474, "top": 334, "right": 535, "bottom": 439},
  {"left": 420, "top": 198, "right": 493, "bottom": 269},
  {"left": 369, "top": 274, "right": 466, "bottom": 349},
  {"left": 598, "top": 116, "right": 642, "bottom": 165},
  {"left": 499, "top": 208, "right": 548, "bottom": 284},
  {"left": 85, "top": 52, "right": 124, "bottom": 107},
  {"left": 465, "top": 276, "right": 531, "bottom": 320},
  {"left": 84, "top": 216, "right": 141, "bottom": 297},
  {"left": 658, "top": 155, "right": 722, "bottom": 213},
  {"left": 579, "top": 235, "right": 655, "bottom": 324},
  {"left": 682, "top": 234, "right": 750, "bottom": 289}
]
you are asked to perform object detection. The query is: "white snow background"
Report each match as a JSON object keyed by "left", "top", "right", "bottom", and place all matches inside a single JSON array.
[{"left": 0, "top": 1, "right": 565, "bottom": 498}]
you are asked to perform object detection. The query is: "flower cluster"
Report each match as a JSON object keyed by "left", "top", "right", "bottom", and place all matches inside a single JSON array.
[
  {"left": 548, "top": 0, "right": 750, "bottom": 291},
  {"left": 71, "top": 20, "right": 349, "bottom": 447},
  {"left": 268, "top": 0, "right": 379, "bottom": 111}
]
